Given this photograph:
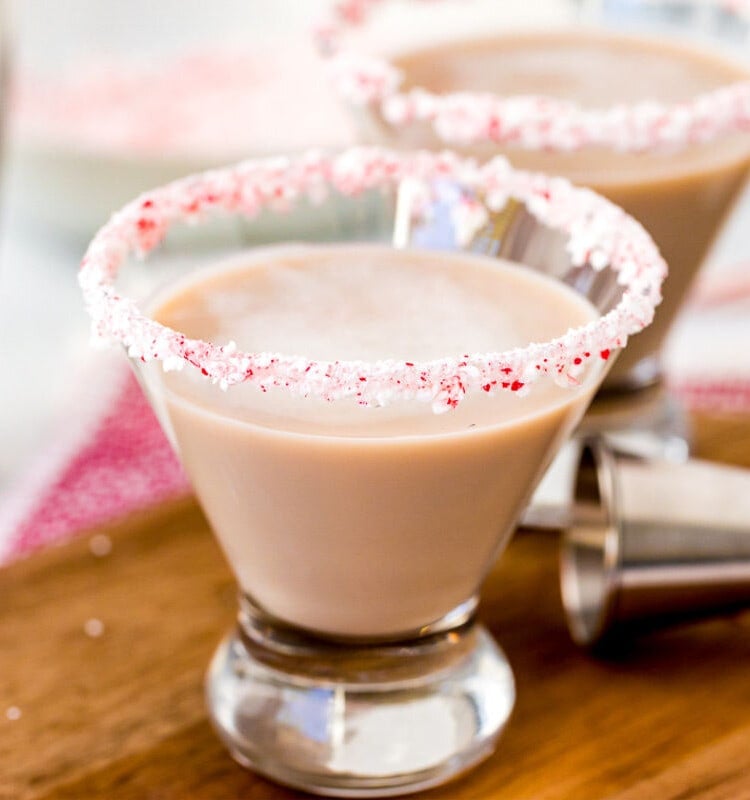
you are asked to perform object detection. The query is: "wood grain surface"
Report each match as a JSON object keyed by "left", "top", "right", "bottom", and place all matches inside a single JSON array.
[{"left": 2, "top": 411, "right": 750, "bottom": 800}]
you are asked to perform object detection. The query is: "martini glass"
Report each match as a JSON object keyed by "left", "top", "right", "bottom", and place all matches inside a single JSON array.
[
  {"left": 80, "top": 148, "right": 664, "bottom": 796},
  {"left": 320, "top": 0, "right": 750, "bottom": 458}
]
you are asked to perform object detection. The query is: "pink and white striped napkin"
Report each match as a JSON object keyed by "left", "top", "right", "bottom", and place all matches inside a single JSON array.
[
  {"left": 0, "top": 265, "right": 748, "bottom": 567},
  {"left": 665, "top": 265, "right": 750, "bottom": 413},
  {"left": 0, "top": 357, "right": 189, "bottom": 565}
]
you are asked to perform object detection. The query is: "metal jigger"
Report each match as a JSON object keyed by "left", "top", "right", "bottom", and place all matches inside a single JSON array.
[{"left": 560, "top": 437, "right": 750, "bottom": 647}]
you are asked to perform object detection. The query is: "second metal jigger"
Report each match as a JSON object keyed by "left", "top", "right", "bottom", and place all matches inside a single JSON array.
[{"left": 560, "top": 437, "right": 750, "bottom": 647}]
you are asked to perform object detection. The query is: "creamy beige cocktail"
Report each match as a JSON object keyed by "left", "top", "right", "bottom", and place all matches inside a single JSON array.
[
  {"left": 79, "top": 149, "right": 665, "bottom": 795},
  {"left": 149, "top": 244, "right": 600, "bottom": 638}
]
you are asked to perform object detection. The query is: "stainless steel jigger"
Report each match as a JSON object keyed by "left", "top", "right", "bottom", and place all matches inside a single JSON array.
[{"left": 560, "top": 438, "right": 750, "bottom": 647}]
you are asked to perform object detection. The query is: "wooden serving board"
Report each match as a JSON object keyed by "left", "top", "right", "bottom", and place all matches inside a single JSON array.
[{"left": 3, "top": 412, "right": 750, "bottom": 800}]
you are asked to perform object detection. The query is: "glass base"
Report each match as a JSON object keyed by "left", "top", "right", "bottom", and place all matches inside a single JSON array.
[
  {"left": 206, "top": 608, "right": 515, "bottom": 797},
  {"left": 580, "top": 381, "right": 692, "bottom": 462}
]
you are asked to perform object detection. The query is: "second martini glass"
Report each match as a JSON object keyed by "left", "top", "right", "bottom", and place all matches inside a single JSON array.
[{"left": 320, "top": 0, "right": 750, "bottom": 458}]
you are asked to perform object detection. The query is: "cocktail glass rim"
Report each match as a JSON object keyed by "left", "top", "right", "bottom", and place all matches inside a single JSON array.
[
  {"left": 79, "top": 146, "right": 666, "bottom": 413},
  {"left": 315, "top": 0, "right": 750, "bottom": 155}
]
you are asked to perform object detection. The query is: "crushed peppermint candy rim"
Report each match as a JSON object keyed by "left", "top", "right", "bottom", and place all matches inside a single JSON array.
[
  {"left": 317, "top": 0, "right": 750, "bottom": 153},
  {"left": 79, "top": 147, "right": 666, "bottom": 411}
]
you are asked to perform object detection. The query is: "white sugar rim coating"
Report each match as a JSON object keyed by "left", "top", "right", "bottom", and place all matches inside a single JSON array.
[
  {"left": 316, "top": 0, "right": 750, "bottom": 153},
  {"left": 79, "top": 147, "right": 666, "bottom": 412}
]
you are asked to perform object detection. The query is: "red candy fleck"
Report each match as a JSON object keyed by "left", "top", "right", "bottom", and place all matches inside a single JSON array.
[
  {"left": 510, "top": 381, "right": 524, "bottom": 392},
  {"left": 600, "top": 349, "right": 611, "bottom": 361}
]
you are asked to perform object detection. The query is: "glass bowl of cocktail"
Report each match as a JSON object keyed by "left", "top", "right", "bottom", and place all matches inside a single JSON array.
[
  {"left": 79, "top": 147, "right": 665, "bottom": 797},
  {"left": 319, "top": 0, "right": 750, "bottom": 457}
]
